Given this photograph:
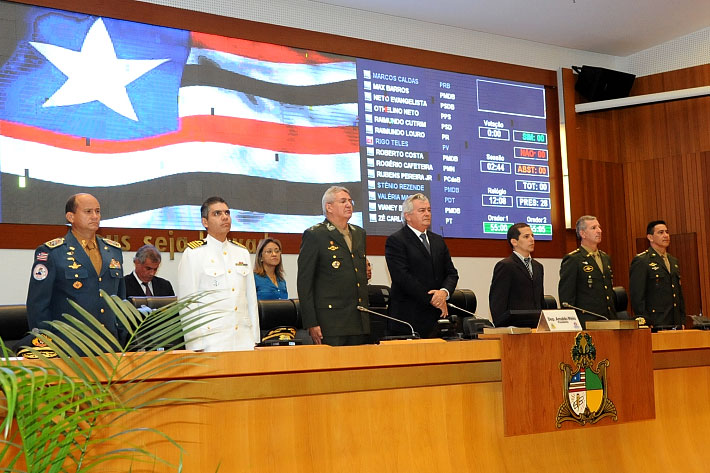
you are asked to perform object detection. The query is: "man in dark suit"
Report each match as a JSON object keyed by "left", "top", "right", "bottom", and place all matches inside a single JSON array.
[
  {"left": 124, "top": 244, "right": 175, "bottom": 298},
  {"left": 297, "top": 186, "right": 369, "bottom": 346},
  {"left": 26, "top": 193, "right": 126, "bottom": 353},
  {"left": 385, "top": 193, "right": 458, "bottom": 338},
  {"left": 489, "top": 223, "right": 545, "bottom": 327},
  {"left": 629, "top": 220, "right": 685, "bottom": 327},
  {"left": 559, "top": 215, "right": 617, "bottom": 327}
]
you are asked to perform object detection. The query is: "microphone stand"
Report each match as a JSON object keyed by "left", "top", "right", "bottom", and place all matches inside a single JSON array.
[{"left": 357, "top": 306, "right": 419, "bottom": 339}]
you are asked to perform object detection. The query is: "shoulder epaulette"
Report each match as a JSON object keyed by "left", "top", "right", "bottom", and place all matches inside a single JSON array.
[
  {"left": 230, "top": 239, "right": 247, "bottom": 249},
  {"left": 187, "top": 239, "right": 206, "bottom": 249},
  {"left": 44, "top": 237, "right": 64, "bottom": 249},
  {"left": 636, "top": 249, "right": 649, "bottom": 257},
  {"left": 566, "top": 248, "right": 580, "bottom": 256},
  {"left": 102, "top": 237, "right": 122, "bottom": 249},
  {"left": 309, "top": 222, "right": 325, "bottom": 231}
]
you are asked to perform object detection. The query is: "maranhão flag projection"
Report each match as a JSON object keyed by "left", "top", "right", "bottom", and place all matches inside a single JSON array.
[{"left": 0, "top": 5, "right": 361, "bottom": 230}]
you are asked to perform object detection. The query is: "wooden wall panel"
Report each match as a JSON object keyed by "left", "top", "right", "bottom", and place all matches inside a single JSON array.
[
  {"left": 616, "top": 102, "right": 671, "bottom": 162},
  {"left": 575, "top": 159, "right": 630, "bottom": 288},
  {"left": 566, "top": 63, "right": 710, "bottom": 316}
]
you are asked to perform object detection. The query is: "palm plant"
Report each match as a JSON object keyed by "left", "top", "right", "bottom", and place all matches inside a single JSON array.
[{"left": 0, "top": 290, "right": 217, "bottom": 473}]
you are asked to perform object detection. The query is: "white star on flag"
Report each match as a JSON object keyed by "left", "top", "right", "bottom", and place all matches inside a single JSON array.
[{"left": 30, "top": 18, "right": 169, "bottom": 121}]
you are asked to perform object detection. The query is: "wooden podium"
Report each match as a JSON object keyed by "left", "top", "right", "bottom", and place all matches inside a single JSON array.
[
  {"left": 66, "top": 331, "right": 710, "bottom": 471},
  {"left": 500, "top": 329, "right": 655, "bottom": 435}
]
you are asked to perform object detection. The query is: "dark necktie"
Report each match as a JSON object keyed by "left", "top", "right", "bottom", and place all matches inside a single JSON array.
[
  {"left": 419, "top": 233, "right": 431, "bottom": 254},
  {"left": 524, "top": 257, "right": 533, "bottom": 277},
  {"left": 143, "top": 282, "right": 153, "bottom": 297}
]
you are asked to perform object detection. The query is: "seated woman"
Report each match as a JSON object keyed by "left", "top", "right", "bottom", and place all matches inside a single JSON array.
[{"left": 253, "top": 238, "right": 288, "bottom": 300}]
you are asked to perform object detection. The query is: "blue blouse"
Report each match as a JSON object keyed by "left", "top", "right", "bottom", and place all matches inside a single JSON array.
[{"left": 254, "top": 273, "right": 288, "bottom": 300}]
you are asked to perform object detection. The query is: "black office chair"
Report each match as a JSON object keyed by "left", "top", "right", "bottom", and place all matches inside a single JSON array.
[
  {"left": 367, "top": 285, "right": 391, "bottom": 343},
  {"left": 447, "top": 289, "right": 491, "bottom": 338},
  {"left": 613, "top": 286, "right": 630, "bottom": 320},
  {"left": 543, "top": 295, "right": 558, "bottom": 310},
  {"left": 258, "top": 299, "right": 310, "bottom": 344},
  {"left": 448, "top": 288, "right": 477, "bottom": 316},
  {"left": 0, "top": 305, "right": 30, "bottom": 354}
]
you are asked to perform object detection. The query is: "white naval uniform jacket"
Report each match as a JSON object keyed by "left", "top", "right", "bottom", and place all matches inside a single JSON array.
[{"left": 177, "top": 234, "right": 260, "bottom": 351}]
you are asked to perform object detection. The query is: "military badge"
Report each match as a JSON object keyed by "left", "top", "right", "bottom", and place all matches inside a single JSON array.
[
  {"left": 187, "top": 239, "right": 206, "bottom": 249},
  {"left": 556, "top": 332, "right": 617, "bottom": 428},
  {"left": 102, "top": 237, "right": 122, "bottom": 248},
  {"left": 73, "top": 281, "right": 83, "bottom": 289},
  {"left": 109, "top": 259, "right": 121, "bottom": 269},
  {"left": 236, "top": 261, "right": 248, "bottom": 267},
  {"left": 36, "top": 252, "right": 48, "bottom": 261},
  {"left": 33, "top": 264, "right": 48, "bottom": 281},
  {"left": 68, "top": 261, "right": 82, "bottom": 269},
  {"left": 328, "top": 245, "right": 339, "bottom": 251},
  {"left": 332, "top": 260, "right": 341, "bottom": 269},
  {"left": 583, "top": 265, "right": 594, "bottom": 273},
  {"left": 45, "top": 237, "right": 64, "bottom": 248}
]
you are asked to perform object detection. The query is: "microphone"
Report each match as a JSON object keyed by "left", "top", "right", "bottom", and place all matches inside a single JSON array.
[
  {"left": 357, "top": 306, "right": 419, "bottom": 339},
  {"left": 447, "top": 303, "right": 495, "bottom": 327},
  {"left": 561, "top": 302, "right": 608, "bottom": 320}
]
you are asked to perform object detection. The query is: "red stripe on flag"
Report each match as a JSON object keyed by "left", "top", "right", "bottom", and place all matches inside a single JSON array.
[
  {"left": 0, "top": 117, "right": 359, "bottom": 155},
  {"left": 191, "top": 32, "right": 347, "bottom": 65}
]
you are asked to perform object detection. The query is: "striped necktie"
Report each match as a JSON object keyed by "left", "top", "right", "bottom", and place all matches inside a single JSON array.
[
  {"left": 419, "top": 233, "right": 431, "bottom": 254},
  {"left": 524, "top": 257, "right": 532, "bottom": 277}
]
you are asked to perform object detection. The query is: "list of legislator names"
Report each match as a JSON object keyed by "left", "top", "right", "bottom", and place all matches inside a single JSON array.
[{"left": 357, "top": 58, "right": 551, "bottom": 240}]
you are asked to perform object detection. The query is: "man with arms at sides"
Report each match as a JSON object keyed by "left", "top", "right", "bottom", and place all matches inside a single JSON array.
[
  {"left": 629, "top": 220, "right": 685, "bottom": 328},
  {"left": 297, "top": 186, "right": 369, "bottom": 346},
  {"left": 385, "top": 193, "right": 459, "bottom": 338},
  {"left": 489, "top": 223, "right": 545, "bottom": 327},
  {"left": 559, "top": 215, "right": 617, "bottom": 328},
  {"left": 124, "top": 244, "right": 175, "bottom": 298},
  {"left": 177, "top": 197, "right": 259, "bottom": 352},
  {"left": 26, "top": 193, "right": 126, "bottom": 353}
]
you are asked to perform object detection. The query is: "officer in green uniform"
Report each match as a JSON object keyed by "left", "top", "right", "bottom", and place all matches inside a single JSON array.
[
  {"left": 558, "top": 215, "right": 617, "bottom": 327},
  {"left": 297, "top": 186, "right": 369, "bottom": 346},
  {"left": 629, "top": 220, "right": 685, "bottom": 327},
  {"left": 25, "top": 193, "right": 126, "bottom": 355}
]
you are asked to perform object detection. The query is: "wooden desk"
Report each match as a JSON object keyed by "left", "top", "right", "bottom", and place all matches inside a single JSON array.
[{"left": 101, "top": 332, "right": 710, "bottom": 472}]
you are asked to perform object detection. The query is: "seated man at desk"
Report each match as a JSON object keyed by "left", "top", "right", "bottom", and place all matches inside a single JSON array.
[{"left": 124, "top": 244, "right": 175, "bottom": 299}]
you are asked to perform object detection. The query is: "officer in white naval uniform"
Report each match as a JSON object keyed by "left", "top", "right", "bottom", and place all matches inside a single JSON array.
[{"left": 177, "top": 197, "right": 259, "bottom": 351}]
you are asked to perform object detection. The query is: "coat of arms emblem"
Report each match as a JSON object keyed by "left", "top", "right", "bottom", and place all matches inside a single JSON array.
[{"left": 556, "top": 332, "right": 617, "bottom": 427}]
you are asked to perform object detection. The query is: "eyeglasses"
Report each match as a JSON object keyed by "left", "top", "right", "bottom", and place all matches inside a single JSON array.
[{"left": 263, "top": 249, "right": 281, "bottom": 255}]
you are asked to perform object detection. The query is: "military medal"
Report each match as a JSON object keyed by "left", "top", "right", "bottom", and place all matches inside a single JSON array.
[
  {"left": 109, "top": 259, "right": 121, "bottom": 269},
  {"left": 73, "top": 281, "right": 83, "bottom": 289},
  {"left": 332, "top": 260, "right": 341, "bottom": 269}
]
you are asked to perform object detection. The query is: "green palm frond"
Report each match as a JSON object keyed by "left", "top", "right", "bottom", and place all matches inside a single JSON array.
[{"left": 0, "top": 290, "right": 219, "bottom": 473}]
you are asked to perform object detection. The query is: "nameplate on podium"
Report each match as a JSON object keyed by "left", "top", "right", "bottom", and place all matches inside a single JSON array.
[{"left": 537, "top": 309, "right": 582, "bottom": 332}]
